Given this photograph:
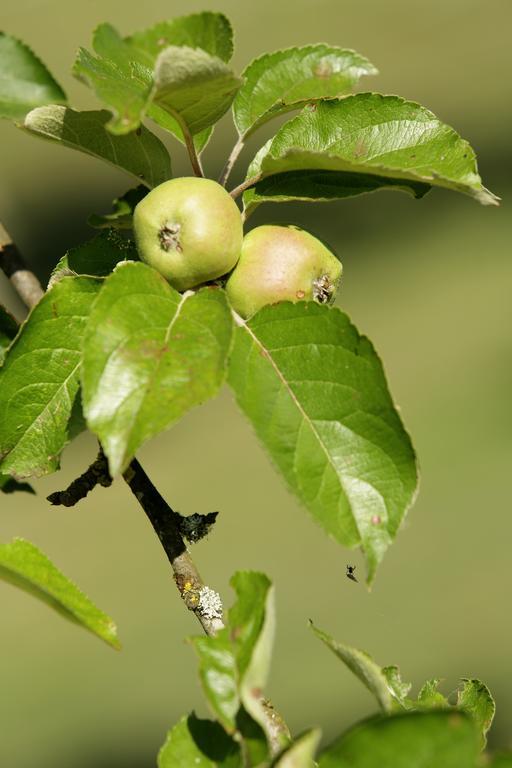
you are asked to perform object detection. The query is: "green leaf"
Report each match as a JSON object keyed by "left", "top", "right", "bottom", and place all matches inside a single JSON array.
[
  {"left": 229, "top": 572, "right": 275, "bottom": 734},
  {"left": 126, "top": 12, "right": 234, "bottom": 65},
  {"left": 228, "top": 303, "right": 417, "bottom": 583},
  {"left": 416, "top": 679, "right": 448, "bottom": 709},
  {"left": 0, "top": 32, "right": 66, "bottom": 120},
  {"left": 81, "top": 263, "right": 232, "bottom": 476},
  {"left": 0, "top": 474, "right": 35, "bottom": 495},
  {"left": 191, "top": 571, "right": 278, "bottom": 754},
  {"left": 456, "top": 678, "right": 495, "bottom": 749},
  {"left": 242, "top": 94, "right": 498, "bottom": 212},
  {"left": 23, "top": 106, "right": 171, "bottom": 188},
  {"left": 88, "top": 186, "right": 148, "bottom": 230},
  {"left": 158, "top": 714, "right": 240, "bottom": 768},
  {"left": 234, "top": 45, "right": 376, "bottom": 139},
  {"left": 382, "top": 666, "right": 413, "bottom": 708},
  {"left": 490, "top": 756, "right": 512, "bottom": 767},
  {"left": 311, "top": 624, "right": 394, "bottom": 713},
  {"left": 318, "top": 711, "right": 479, "bottom": 768},
  {"left": 50, "top": 230, "right": 138, "bottom": 285},
  {"left": 0, "top": 304, "right": 18, "bottom": 365},
  {"left": 272, "top": 729, "right": 321, "bottom": 767},
  {"left": 0, "top": 538, "right": 119, "bottom": 648},
  {"left": 192, "top": 631, "right": 239, "bottom": 732},
  {"left": 75, "top": 14, "right": 234, "bottom": 149},
  {"left": 0, "top": 277, "right": 100, "bottom": 478},
  {"left": 151, "top": 46, "right": 241, "bottom": 136}
]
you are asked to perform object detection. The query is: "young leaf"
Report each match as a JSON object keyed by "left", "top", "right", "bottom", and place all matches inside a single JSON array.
[
  {"left": 191, "top": 572, "right": 278, "bottom": 752},
  {"left": 50, "top": 229, "right": 138, "bottom": 285},
  {"left": 0, "top": 474, "right": 35, "bottom": 495},
  {"left": 151, "top": 46, "right": 241, "bottom": 136},
  {"left": 81, "top": 263, "right": 233, "bottom": 476},
  {"left": 158, "top": 714, "right": 240, "bottom": 768},
  {"left": 271, "top": 729, "right": 321, "bottom": 767},
  {"left": 88, "top": 186, "right": 148, "bottom": 230},
  {"left": 456, "top": 678, "right": 495, "bottom": 749},
  {"left": 76, "top": 14, "right": 234, "bottom": 149},
  {"left": 0, "top": 32, "right": 66, "bottom": 120},
  {"left": 0, "top": 304, "right": 18, "bottom": 365},
  {"left": 228, "top": 302, "right": 417, "bottom": 583},
  {"left": 234, "top": 45, "right": 376, "bottom": 139},
  {"left": 0, "top": 277, "right": 100, "bottom": 478},
  {"left": 242, "top": 94, "right": 498, "bottom": 212},
  {"left": 0, "top": 538, "right": 119, "bottom": 648},
  {"left": 318, "top": 711, "right": 479, "bottom": 768},
  {"left": 382, "top": 665, "right": 413, "bottom": 708},
  {"left": 73, "top": 46, "right": 152, "bottom": 135},
  {"left": 126, "top": 12, "right": 234, "bottom": 65},
  {"left": 416, "top": 679, "right": 449, "bottom": 709},
  {"left": 23, "top": 106, "right": 171, "bottom": 188},
  {"left": 311, "top": 623, "right": 394, "bottom": 713},
  {"left": 229, "top": 572, "right": 275, "bottom": 735}
]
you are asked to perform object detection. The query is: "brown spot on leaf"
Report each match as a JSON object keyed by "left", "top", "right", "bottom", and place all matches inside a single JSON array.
[{"left": 314, "top": 58, "right": 334, "bottom": 78}]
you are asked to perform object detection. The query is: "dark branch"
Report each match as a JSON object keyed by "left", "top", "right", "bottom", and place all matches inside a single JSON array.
[
  {"left": 122, "top": 458, "right": 223, "bottom": 636},
  {"left": 0, "top": 224, "right": 44, "bottom": 310},
  {"left": 47, "top": 449, "right": 112, "bottom": 506}
]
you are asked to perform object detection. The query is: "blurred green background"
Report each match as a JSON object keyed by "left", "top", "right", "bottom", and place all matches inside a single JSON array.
[{"left": 1, "top": 1, "right": 511, "bottom": 766}]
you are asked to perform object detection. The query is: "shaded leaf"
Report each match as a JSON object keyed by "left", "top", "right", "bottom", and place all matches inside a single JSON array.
[
  {"left": 318, "top": 710, "right": 479, "bottom": 768},
  {"left": 0, "top": 537, "right": 119, "bottom": 648},
  {"left": 311, "top": 623, "right": 393, "bottom": 713},
  {"left": 152, "top": 46, "right": 241, "bottom": 136},
  {"left": 272, "top": 729, "right": 321, "bottom": 767},
  {"left": 0, "top": 277, "right": 100, "bottom": 478},
  {"left": 158, "top": 714, "right": 240, "bottom": 768},
  {"left": 456, "top": 678, "right": 495, "bottom": 749},
  {"left": 0, "top": 474, "right": 35, "bottom": 495},
  {"left": 228, "top": 302, "right": 417, "bottom": 583},
  {"left": 0, "top": 304, "right": 18, "bottom": 365},
  {"left": 234, "top": 45, "right": 376, "bottom": 138},
  {"left": 24, "top": 105, "right": 171, "bottom": 188},
  {"left": 490, "top": 756, "right": 512, "bottom": 767},
  {"left": 88, "top": 186, "right": 148, "bottom": 230},
  {"left": 0, "top": 32, "right": 66, "bottom": 120},
  {"left": 81, "top": 263, "right": 232, "bottom": 476},
  {"left": 243, "top": 94, "right": 498, "bottom": 213},
  {"left": 50, "top": 229, "right": 138, "bottom": 285}
]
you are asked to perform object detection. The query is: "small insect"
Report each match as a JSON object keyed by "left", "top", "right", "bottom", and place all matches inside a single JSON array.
[{"left": 346, "top": 564, "right": 358, "bottom": 583}]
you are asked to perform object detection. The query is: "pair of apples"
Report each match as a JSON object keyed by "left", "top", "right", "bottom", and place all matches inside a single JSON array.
[{"left": 133, "top": 177, "right": 342, "bottom": 318}]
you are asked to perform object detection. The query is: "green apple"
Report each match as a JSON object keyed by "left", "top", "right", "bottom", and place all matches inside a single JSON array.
[
  {"left": 133, "top": 177, "right": 243, "bottom": 291},
  {"left": 226, "top": 224, "right": 342, "bottom": 318}
]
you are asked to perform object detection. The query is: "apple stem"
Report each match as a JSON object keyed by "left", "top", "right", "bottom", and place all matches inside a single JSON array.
[
  {"left": 180, "top": 121, "right": 205, "bottom": 178},
  {"left": 219, "top": 136, "right": 245, "bottom": 187},
  {"left": 230, "top": 173, "right": 262, "bottom": 200}
]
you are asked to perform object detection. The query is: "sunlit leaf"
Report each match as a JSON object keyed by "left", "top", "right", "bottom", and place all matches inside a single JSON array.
[
  {"left": 243, "top": 94, "right": 498, "bottom": 213},
  {"left": 228, "top": 302, "right": 417, "bottom": 582},
  {"left": 81, "top": 263, "right": 232, "bottom": 476},
  {"left": 234, "top": 45, "right": 376, "bottom": 138},
  {"left": 0, "top": 32, "right": 66, "bottom": 120},
  {"left": 0, "top": 538, "right": 119, "bottom": 648},
  {"left": 0, "top": 277, "right": 100, "bottom": 478}
]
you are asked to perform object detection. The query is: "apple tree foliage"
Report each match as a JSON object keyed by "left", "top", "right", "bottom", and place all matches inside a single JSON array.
[{"left": 0, "top": 13, "right": 506, "bottom": 766}]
